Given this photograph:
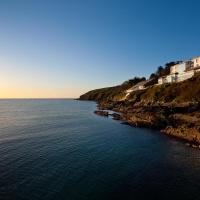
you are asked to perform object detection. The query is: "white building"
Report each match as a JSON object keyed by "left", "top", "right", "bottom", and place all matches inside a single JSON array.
[
  {"left": 192, "top": 56, "right": 200, "bottom": 69},
  {"left": 158, "top": 62, "right": 186, "bottom": 84},
  {"left": 158, "top": 77, "right": 165, "bottom": 84},
  {"left": 170, "top": 62, "right": 186, "bottom": 74},
  {"left": 177, "top": 70, "right": 194, "bottom": 82},
  {"left": 158, "top": 74, "right": 178, "bottom": 84},
  {"left": 158, "top": 56, "right": 200, "bottom": 85}
]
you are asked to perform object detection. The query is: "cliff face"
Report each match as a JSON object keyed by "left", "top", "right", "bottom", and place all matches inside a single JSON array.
[{"left": 79, "top": 73, "right": 200, "bottom": 147}]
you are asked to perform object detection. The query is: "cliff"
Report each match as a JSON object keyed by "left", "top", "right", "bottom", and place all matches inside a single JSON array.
[{"left": 79, "top": 73, "right": 200, "bottom": 147}]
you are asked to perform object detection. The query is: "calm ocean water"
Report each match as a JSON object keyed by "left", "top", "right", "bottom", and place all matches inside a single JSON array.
[{"left": 0, "top": 99, "right": 200, "bottom": 200}]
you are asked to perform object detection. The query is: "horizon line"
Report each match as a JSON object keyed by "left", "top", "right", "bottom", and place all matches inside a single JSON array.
[{"left": 0, "top": 98, "right": 77, "bottom": 100}]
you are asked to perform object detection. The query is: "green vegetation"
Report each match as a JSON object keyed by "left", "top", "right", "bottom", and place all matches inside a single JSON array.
[
  {"left": 80, "top": 73, "right": 200, "bottom": 103},
  {"left": 149, "top": 61, "right": 181, "bottom": 80},
  {"left": 79, "top": 77, "right": 146, "bottom": 101},
  {"left": 129, "top": 72, "right": 200, "bottom": 103},
  {"left": 80, "top": 61, "right": 183, "bottom": 102}
]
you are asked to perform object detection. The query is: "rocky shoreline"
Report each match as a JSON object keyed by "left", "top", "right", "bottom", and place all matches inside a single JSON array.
[{"left": 94, "top": 101, "right": 200, "bottom": 148}]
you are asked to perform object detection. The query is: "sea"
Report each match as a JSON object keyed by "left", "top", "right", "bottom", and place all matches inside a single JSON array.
[{"left": 0, "top": 99, "right": 200, "bottom": 200}]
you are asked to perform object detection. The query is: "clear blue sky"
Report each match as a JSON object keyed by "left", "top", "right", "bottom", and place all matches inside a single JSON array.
[{"left": 0, "top": 0, "right": 200, "bottom": 98}]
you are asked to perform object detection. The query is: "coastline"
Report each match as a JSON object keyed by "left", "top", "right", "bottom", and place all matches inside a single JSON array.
[
  {"left": 91, "top": 100, "right": 200, "bottom": 148},
  {"left": 79, "top": 73, "right": 200, "bottom": 148}
]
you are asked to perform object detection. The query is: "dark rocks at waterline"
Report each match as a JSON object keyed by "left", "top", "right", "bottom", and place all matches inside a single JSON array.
[
  {"left": 162, "top": 125, "right": 200, "bottom": 146},
  {"left": 94, "top": 110, "right": 122, "bottom": 120},
  {"left": 95, "top": 100, "right": 200, "bottom": 147},
  {"left": 109, "top": 113, "right": 122, "bottom": 120},
  {"left": 94, "top": 110, "right": 109, "bottom": 117}
]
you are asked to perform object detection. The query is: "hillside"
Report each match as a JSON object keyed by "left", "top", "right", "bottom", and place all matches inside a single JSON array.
[
  {"left": 79, "top": 77, "right": 146, "bottom": 101},
  {"left": 79, "top": 73, "right": 200, "bottom": 147},
  {"left": 80, "top": 73, "right": 200, "bottom": 103}
]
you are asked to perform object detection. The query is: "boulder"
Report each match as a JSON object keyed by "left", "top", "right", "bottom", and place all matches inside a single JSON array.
[
  {"left": 94, "top": 110, "right": 109, "bottom": 117},
  {"left": 110, "top": 113, "right": 121, "bottom": 120}
]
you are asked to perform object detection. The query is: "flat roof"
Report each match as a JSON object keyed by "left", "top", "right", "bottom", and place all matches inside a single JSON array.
[{"left": 192, "top": 55, "right": 200, "bottom": 59}]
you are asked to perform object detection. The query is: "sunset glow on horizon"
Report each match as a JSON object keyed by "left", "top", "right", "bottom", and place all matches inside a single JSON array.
[{"left": 0, "top": 0, "right": 200, "bottom": 98}]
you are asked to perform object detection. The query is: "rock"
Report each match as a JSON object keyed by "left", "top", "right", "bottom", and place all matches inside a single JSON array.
[
  {"left": 110, "top": 113, "right": 121, "bottom": 120},
  {"left": 94, "top": 110, "right": 109, "bottom": 117},
  {"left": 121, "top": 121, "right": 131, "bottom": 126},
  {"left": 94, "top": 99, "right": 200, "bottom": 148}
]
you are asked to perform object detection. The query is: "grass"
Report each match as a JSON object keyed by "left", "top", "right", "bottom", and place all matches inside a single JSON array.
[{"left": 80, "top": 73, "right": 200, "bottom": 103}]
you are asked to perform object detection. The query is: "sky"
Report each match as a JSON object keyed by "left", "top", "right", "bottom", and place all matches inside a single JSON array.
[{"left": 0, "top": 0, "right": 200, "bottom": 98}]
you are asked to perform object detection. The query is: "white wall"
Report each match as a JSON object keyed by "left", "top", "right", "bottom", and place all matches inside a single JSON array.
[
  {"left": 177, "top": 70, "right": 194, "bottom": 82},
  {"left": 158, "top": 78, "right": 163, "bottom": 84},
  {"left": 192, "top": 56, "right": 200, "bottom": 68},
  {"left": 166, "top": 75, "right": 172, "bottom": 83},
  {"left": 170, "top": 63, "right": 186, "bottom": 74}
]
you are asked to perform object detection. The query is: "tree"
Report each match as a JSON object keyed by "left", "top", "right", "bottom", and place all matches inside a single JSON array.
[
  {"left": 156, "top": 66, "right": 164, "bottom": 77},
  {"left": 154, "top": 61, "right": 182, "bottom": 77},
  {"left": 149, "top": 73, "right": 158, "bottom": 80},
  {"left": 122, "top": 77, "right": 146, "bottom": 87}
]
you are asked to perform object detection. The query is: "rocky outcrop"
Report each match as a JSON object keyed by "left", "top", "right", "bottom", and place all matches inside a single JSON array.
[
  {"left": 162, "top": 113, "right": 200, "bottom": 146},
  {"left": 80, "top": 73, "right": 200, "bottom": 148},
  {"left": 94, "top": 110, "right": 122, "bottom": 120},
  {"left": 163, "top": 126, "right": 200, "bottom": 147},
  {"left": 110, "top": 113, "right": 121, "bottom": 120},
  {"left": 94, "top": 110, "right": 109, "bottom": 117},
  {"left": 95, "top": 100, "right": 200, "bottom": 147}
]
